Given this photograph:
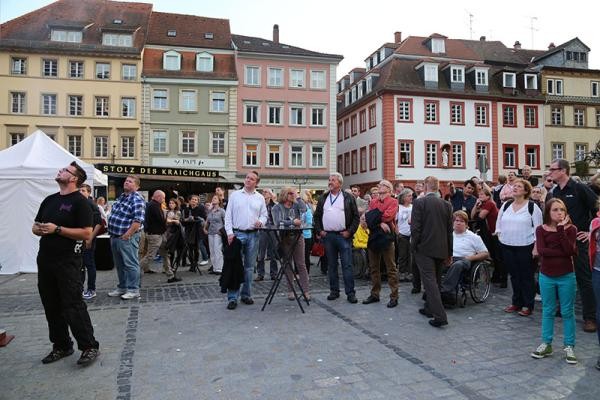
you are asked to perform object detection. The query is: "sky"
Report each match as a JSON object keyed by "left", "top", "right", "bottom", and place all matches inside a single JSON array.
[{"left": 2, "top": 0, "right": 599, "bottom": 78}]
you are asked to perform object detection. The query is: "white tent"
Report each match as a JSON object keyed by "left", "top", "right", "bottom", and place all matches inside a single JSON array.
[{"left": 0, "top": 130, "right": 107, "bottom": 274}]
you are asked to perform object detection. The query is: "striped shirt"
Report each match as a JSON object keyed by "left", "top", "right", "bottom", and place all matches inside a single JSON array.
[{"left": 108, "top": 191, "right": 146, "bottom": 236}]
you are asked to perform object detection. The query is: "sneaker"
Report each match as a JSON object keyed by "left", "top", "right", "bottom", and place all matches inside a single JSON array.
[
  {"left": 564, "top": 346, "right": 577, "bottom": 364},
  {"left": 108, "top": 289, "right": 126, "bottom": 297},
  {"left": 82, "top": 290, "right": 96, "bottom": 300},
  {"left": 327, "top": 292, "right": 340, "bottom": 301},
  {"left": 77, "top": 348, "right": 100, "bottom": 366},
  {"left": 199, "top": 260, "right": 209, "bottom": 266},
  {"left": 121, "top": 292, "right": 140, "bottom": 300},
  {"left": 167, "top": 277, "right": 182, "bottom": 283},
  {"left": 227, "top": 300, "right": 237, "bottom": 310},
  {"left": 241, "top": 297, "right": 254, "bottom": 305},
  {"left": 42, "top": 348, "right": 74, "bottom": 364},
  {"left": 531, "top": 343, "right": 553, "bottom": 359}
]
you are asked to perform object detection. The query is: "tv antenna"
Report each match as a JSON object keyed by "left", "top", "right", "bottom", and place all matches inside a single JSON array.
[
  {"left": 466, "top": 10, "right": 474, "bottom": 39},
  {"left": 528, "top": 16, "right": 538, "bottom": 48}
]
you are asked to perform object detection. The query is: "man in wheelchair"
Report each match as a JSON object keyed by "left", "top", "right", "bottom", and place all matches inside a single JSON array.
[{"left": 440, "top": 211, "right": 489, "bottom": 306}]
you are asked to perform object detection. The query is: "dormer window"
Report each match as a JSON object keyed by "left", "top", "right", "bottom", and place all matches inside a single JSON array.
[
  {"left": 475, "top": 68, "right": 488, "bottom": 86},
  {"left": 102, "top": 33, "right": 133, "bottom": 47},
  {"left": 380, "top": 48, "right": 386, "bottom": 62},
  {"left": 51, "top": 29, "right": 82, "bottom": 43},
  {"left": 524, "top": 74, "right": 538, "bottom": 90},
  {"left": 358, "top": 82, "right": 363, "bottom": 98},
  {"left": 566, "top": 51, "right": 587, "bottom": 62},
  {"left": 450, "top": 66, "right": 464, "bottom": 83},
  {"left": 366, "top": 76, "right": 373, "bottom": 93},
  {"left": 424, "top": 64, "right": 438, "bottom": 82},
  {"left": 431, "top": 38, "right": 445, "bottom": 53},
  {"left": 163, "top": 50, "right": 181, "bottom": 71},
  {"left": 204, "top": 33, "right": 214, "bottom": 39},
  {"left": 503, "top": 72, "right": 516, "bottom": 88},
  {"left": 167, "top": 30, "right": 177, "bottom": 37},
  {"left": 196, "top": 52, "right": 213, "bottom": 72}
]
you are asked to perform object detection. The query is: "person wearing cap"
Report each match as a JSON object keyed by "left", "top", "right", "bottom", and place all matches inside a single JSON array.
[{"left": 363, "top": 180, "right": 400, "bottom": 307}]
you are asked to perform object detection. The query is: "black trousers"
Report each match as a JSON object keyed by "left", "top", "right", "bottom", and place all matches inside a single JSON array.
[{"left": 37, "top": 254, "right": 99, "bottom": 351}]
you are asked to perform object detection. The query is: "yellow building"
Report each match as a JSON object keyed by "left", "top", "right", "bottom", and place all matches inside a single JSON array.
[{"left": 0, "top": 0, "right": 152, "bottom": 166}]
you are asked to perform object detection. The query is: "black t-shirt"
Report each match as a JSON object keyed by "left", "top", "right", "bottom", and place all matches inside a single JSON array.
[
  {"left": 551, "top": 179, "right": 598, "bottom": 232},
  {"left": 35, "top": 191, "right": 93, "bottom": 258}
]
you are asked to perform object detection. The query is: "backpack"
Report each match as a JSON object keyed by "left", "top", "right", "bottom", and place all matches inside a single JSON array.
[{"left": 501, "top": 199, "right": 535, "bottom": 227}]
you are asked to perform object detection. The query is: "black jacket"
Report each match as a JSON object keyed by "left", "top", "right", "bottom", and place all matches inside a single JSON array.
[
  {"left": 219, "top": 237, "right": 244, "bottom": 293},
  {"left": 314, "top": 190, "right": 359, "bottom": 236},
  {"left": 144, "top": 200, "right": 166, "bottom": 235},
  {"left": 365, "top": 208, "right": 393, "bottom": 252}
]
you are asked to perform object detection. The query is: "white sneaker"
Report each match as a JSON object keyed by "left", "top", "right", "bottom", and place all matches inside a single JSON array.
[
  {"left": 199, "top": 260, "right": 209, "bottom": 266},
  {"left": 82, "top": 290, "right": 97, "bottom": 300},
  {"left": 108, "top": 289, "right": 126, "bottom": 297},
  {"left": 564, "top": 346, "right": 577, "bottom": 364},
  {"left": 121, "top": 292, "right": 140, "bottom": 300}
]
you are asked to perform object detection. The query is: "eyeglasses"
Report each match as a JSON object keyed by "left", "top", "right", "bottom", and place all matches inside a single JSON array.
[
  {"left": 548, "top": 167, "right": 562, "bottom": 171},
  {"left": 546, "top": 179, "right": 553, "bottom": 182},
  {"left": 60, "top": 167, "right": 77, "bottom": 177}
]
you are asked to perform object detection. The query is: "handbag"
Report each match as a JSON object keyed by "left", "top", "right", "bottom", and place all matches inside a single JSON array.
[{"left": 310, "top": 241, "right": 325, "bottom": 257}]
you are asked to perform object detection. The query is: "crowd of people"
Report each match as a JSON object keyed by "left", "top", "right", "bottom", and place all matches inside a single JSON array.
[{"left": 31, "top": 159, "right": 600, "bottom": 370}]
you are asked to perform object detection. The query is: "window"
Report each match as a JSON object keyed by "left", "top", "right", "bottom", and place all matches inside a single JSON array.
[
  {"left": 244, "top": 143, "right": 258, "bottom": 166},
  {"left": 121, "top": 136, "right": 135, "bottom": 158},
  {"left": 368, "top": 104, "right": 376, "bottom": 128},
  {"left": 524, "top": 106, "right": 537, "bottom": 128},
  {"left": 503, "top": 104, "right": 516, "bottom": 127},
  {"left": 359, "top": 110, "right": 367, "bottom": 132},
  {"left": 337, "top": 122, "right": 343, "bottom": 142},
  {"left": 359, "top": 146, "right": 367, "bottom": 172},
  {"left": 41, "top": 94, "right": 57, "bottom": 115},
  {"left": 10, "top": 133, "right": 25, "bottom": 146},
  {"left": 210, "top": 131, "right": 226, "bottom": 155},
  {"left": 424, "top": 100, "right": 439, "bottom": 124},
  {"left": 475, "top": 103, "right": 488, "bottom": 126},
  {"left": 398, "top": 140, "right": 413, "bottom": 167},
  {"left": 596, "top": 109, "right": 600, "bottom": 127},
  {"left": 451, "top": 142, "right": 465, "bottom": 168},
  {"left": 290, "top": 144, "right": 304, "bottom": 167},
  {"left": 102, "top": 33, "right": 132, "bottom": 47},
  {"left": 551, "top": 143, "right": 565, "bottom": 160},
  {"left": 592, "top": 81, "right": 599, "bottom": 97},
  {"left": 503, "top": 72, "right": 516, "bottom": 88},
  {"left": 574, "top": 108, "right": 585, "bottom": 127},
  {"left": 68, "top": 95, "right": 83, "bottom": 116},
  {"left": 366, "top": 76, "right": 373, "bottom": 92},
  {"left": 51, "top": 29, "right": 82, "bottom": 43},
  {"left": 151, "top": 130, "right": 167, "bottom": 153},
  {"left": 196, "top": 52, "right": 213, "bottom": 72},
  {"left": 179, "top": 90, "right": 197, "bottom": 112},
  {"left": 547, "top": 79, "right": 563, "bottom": 95},
  {"left": 350, "top": 114, "right": 357, "bottom": 135},
  {"left": 210, "top": 91, "right": 226, "bottom": 112},
  {"left": 121, "top": 97, "right": 136, "bottom": 118},
  {"left": 267, "top": 144, "right": 281, "bottom": 167},
  {"left": 524, "top": 74, "right": 537, "bottom": 90},
  {"left": 310, "top": 70, "right": 326, "bottom": 89},
  {"left": 450, "top": 102, "right": 464, "bottom": 125},
  {"left": 503, "top": 145, "right": 517, "bottom": 168},
  {"left": 476, "top": 143, "right": 490, "bottom": 168},
  {"left": 525, "top": 145, "right": 540, "bottom": 169},
  {"left": 122, "top": 64, "right": 137, "bottom": 80},
  {"left": 95, "top": 96, "right": 109, "bottom": 117},
  {"left": 397, "top": 98, "right": 412, "bottom": 122},
  {"left": 425, "top": 142, "right": 439, "bottom": 167},
  {"left": 69, "top": 61, "right": 84, "bottom": 78},
  {"left": 152, "top": 89, "right": 168, "bottom": 110},
  {"left": 42, "top": 59, "right": 58, "bottom": 77},
  {"left": 450, "top": 66, "right": 464, "bottom": 83},
  {"left": 94, "top": 136, "right": 109, "bottom": 158},
  {"left": 311, "top": 106, "right": 325, "bottom": 127},
  {"left": 268, "top": 68, "right": 283, "bottom": 87},
  {"left": 267, "top": 104, "right": 282, "bottom": 125},
  {"left": 575, "top": 144, "right": 588, "bottom": 161},
  {"left": 290, "top": 69, "right": 305, "bottom": 88},
  {"left": 11, "top": 57, "right": 26, "bottom": 75},
  {"left": 343, "top": 119, "right": 350, "bottom": 139},
  {"left": 180, "top": 130, "right": 196, "bottom": 154},
  {"left": 96, "top": 63, "right": 110, "bottom": 79},
  {"left": 337, "top": 155, "right": 343, "bottom": 175},
  {"left": 369, "top": 144, "right": 377, "bottom": 170},
  {"left": 431, "top": 38, "right": 445, "bottom": 53},
  {"left": 163, "top": 51, "right": 180, "bottom": 70},
  {"left": 311, "top": 144, "right": 325, "bottom": 167},
  {"left": 67, "top": 135, "right": 82, "bottom": 156},
  {"left": 475, "top": 69, "right": 488, "bottom": 86},
  {"left": 424, "top": 64, "right": 438, "bottom": 82},
  {"left": 351, "top": 150, "right": 358, "bottom": 174},
  {"left": 244, "top": 103, "right": 259, "bottom": 124},
  {"left": 10, "top": 92, "right": 26, "bottom": 114},
  {"left": 290, "top": 105, "right": 304, "bottom": 126},
  {"left": 551, "top": 107, "right": 563, "bottom": 125},
  {"left": 245, "top": 66, "right": 260, "bottom": 86},
  {"left": 343, "top": 152, "right": 350, "bottom": 176}
]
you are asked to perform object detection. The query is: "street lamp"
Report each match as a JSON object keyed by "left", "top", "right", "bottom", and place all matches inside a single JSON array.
[{"left": 292, "top": 177, "right": 308, "bottom": 192}]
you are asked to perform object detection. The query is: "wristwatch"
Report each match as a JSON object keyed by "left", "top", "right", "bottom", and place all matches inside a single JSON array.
[{"left": 55, "top": 226, "right": 62, "bottom": 235}]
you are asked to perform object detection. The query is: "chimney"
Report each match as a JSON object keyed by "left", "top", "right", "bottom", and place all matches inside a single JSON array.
[
  {"left": 394, "top": 31, "right": 402, "bottom": 43},
  {"left": 479, "top": 36, "right": 486, "bottom": 41},
  {"left": 548, "top": 42, "right": 556, "bottom": 50},
  {"left": 273, "top": 24, "right": 279, "bottom": 44},
  {"left": 513, "top": 41, "right": 521, "bottom": 49}
]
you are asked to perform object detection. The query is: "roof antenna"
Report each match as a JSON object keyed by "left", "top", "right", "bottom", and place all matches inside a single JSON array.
[
  {"left": 466, "top": 10, "right": 474, "bottom": 39},
  {"left": 528, "top": 16, "right": 538, "bottom": 48}
]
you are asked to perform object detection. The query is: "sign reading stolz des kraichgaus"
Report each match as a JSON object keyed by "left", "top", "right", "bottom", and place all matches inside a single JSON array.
[{"left": 96, "top": 164, "right": 219, "bottom": 178}]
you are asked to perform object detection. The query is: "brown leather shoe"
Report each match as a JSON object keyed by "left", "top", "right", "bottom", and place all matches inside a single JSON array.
[{"left": 583, "top": 320, "right": 597, "bottom": 333}]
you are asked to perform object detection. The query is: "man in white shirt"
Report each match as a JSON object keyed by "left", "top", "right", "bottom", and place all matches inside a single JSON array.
[
  {"left": 224, "top": 171, "right": 268, "bottom": 310},
  {"left": 440, "top": 211, "right": 489, "bottom": 304}
]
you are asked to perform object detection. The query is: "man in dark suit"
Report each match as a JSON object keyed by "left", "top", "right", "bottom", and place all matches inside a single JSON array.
[{"left": 411, "top": 176, "right": 453, "bottom": 328}]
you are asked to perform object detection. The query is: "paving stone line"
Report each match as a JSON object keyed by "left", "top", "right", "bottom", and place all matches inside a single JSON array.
[{"left": 116, "top": 306, "right": 140, "bottom": 400}]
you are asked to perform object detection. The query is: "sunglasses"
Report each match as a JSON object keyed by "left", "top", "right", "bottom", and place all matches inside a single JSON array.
[{"left": 60, "top": 167, "right": 77, "bottom": 177}]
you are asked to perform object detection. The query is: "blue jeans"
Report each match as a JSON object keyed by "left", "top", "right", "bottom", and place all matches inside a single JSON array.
[
  {"left": 257, "top": 231, "right": 278, "bottom": 278},
  {"left": 198, "top": 237, "right": 208, "bottom": 262},
  {"left": 592, "top": 269, "right": 600, "bottom": 345},
  {"left": 539, "top": 272, "right": 576, "bottom": 346},
  {"left": 227, "top": 231, "right": 259, "bottom": 302},
  {"left": 111, "top": 232, "right": 141, "bottom": 293},
  {"left": 81, "top": 238, "right": 96, "bottom": 291},
  {"left": 323, "top": 233, "right": 355, "bottom": 296}
]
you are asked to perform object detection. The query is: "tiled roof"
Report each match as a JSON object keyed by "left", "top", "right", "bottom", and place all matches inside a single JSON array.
[
  {"left": 142, "top": 48, "right": 237, "bottom": 80},
  {"left": 0, "top": 0, "right": 152, "bottom": 55},
  {"left": 231, "top": 34, "right": 343, "bottom": 60},
  {"left": 395, "top": 36, "right": 481, "bottom": 60},
  {"left": 146, "top": 12, "right": 232, "bottom": 49},
  {"left": 532, "top": 37, "right": 590, "bottom": 62},
  {"left": 546, "top": 95, "right": 600, "bottom": 105}
]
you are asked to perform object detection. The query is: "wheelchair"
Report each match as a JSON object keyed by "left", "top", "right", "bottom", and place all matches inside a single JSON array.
[{"left": 447, "top": 259, "right": 492, "bottom": 307}]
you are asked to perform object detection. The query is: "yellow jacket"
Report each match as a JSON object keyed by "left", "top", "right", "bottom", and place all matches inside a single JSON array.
[{"left": 353, "top": 225, "right": 369, "bottom": 249}]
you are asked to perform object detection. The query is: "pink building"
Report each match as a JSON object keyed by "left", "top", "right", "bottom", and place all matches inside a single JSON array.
[{"left": 232, "top": 26, "right": 342, "bottom": 191}]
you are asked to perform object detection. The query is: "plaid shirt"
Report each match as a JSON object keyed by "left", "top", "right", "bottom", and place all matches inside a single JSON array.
[{"left": 108, "top": 191, "right": 146, "bottom": 236}]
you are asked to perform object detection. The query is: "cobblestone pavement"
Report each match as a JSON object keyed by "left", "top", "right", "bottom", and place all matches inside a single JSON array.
[{"left": 1, "top": 261, "right": 599, "bottom": 400}]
